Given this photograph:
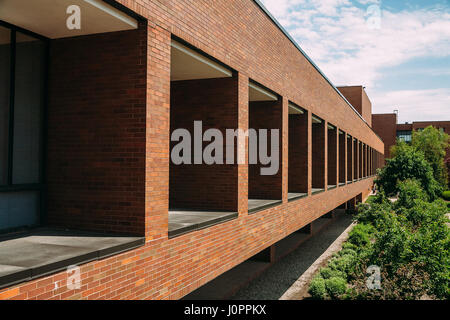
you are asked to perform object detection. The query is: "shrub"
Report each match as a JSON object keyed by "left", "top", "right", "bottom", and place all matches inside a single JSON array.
[
  {"left": 348, "top": 224, "right": 374, "bottom": 247},
  {"left": 396, "top": 179, "right": 429, "bottom": 209},
  {"left": 376, "top": 141, "right": 442, "bottom": 200},
  {"left": 328, "top": 254, "right": 357, "bottom": 273},
  {"left": 342, "top": 242, "right": 358, "bottom": 251},
  {"left": 442, "top": 191, "right": 450, "bottom": 201},
  {"left": 309, "top": 276, "right": 326, "bottom": 299},
  {"left": 412, "top": 126, "right": 450, "bottom": 189},
  {"left": 320, "top": 267, "right": 346, "bottom": 280},
  {"left": 340, "top": 248, "right": 357, "bottom": 257},
  {"left": 325, "top": 277, "right": 347, "bottom": 298}
]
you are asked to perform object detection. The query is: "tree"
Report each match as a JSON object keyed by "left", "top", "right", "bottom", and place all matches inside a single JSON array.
[
  {"left": 376, "top": 141, "right": 442, "bottom": 200},
  {"left": 412, "top": 126, "right": 450, "bottom": 189}
]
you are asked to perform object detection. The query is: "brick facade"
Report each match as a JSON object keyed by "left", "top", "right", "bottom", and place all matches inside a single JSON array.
[
  {"left": 170, "top": 77, "right": 239, "bottom": 211},
  {"left": 0, "top": 0, "right": 384, "bottom": 300},
  {"left": 288, "top": 113, "right": 308, "bottom": 193},
  {"left": 46, "top": 24, "right": 148, "bottom": 235}
]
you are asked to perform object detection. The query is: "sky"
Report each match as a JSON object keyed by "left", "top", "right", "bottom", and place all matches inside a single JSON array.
[{"left": 260, "top": 0, "right": 450, "bottom": 123}]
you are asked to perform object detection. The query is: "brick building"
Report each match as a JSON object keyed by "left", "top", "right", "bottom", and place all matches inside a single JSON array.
[
  {"left": 372, "top": 113, "right": 450, "bottom": 181},
  {"left": 0, "top": 0, "right": 383, "bottom": 300}
]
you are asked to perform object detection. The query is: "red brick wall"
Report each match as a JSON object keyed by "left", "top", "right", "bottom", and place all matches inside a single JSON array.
[
  {"left": 170, "top": 78, "right": 239, "bottom": 211},
  {"left": 249, "top": 100, "right": 283, "bottom": 199},
  {"left": 288, "top": 114, "right": 308, "bottom": 192},
  {"left": 46, "top": 25, "right": 147, "bottom": 235},
  {"left": 372, "top": 113, "right": 397, "bottom": 160},
  {"left": 337, "top": 86, "right": 372, "bottom": 127}
]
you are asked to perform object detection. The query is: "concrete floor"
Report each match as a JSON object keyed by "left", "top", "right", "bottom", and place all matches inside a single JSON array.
[
  {"left": 311, "top": 188, "right": 325, "bottom": 194},
  {"left": 230, "top": 212, "right": 353, "bottom": 300},
  {"left": 0, "top": 229, "right": 144, "bottom": 289},
  {"left": 169, "top": 210, "right": 238, "bottom": 238},
  {"left": 183, "top": 212, "right": 345, "bottom": 300}
]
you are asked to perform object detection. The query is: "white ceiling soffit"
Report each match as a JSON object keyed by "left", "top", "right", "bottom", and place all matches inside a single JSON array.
[
  {"left": 288, "top": 103, "right": 304, "bottom": 115},
  {"left": 312, "top": 115, "right": 322, "bottom": 124},
  {"left": 249, "top": 82, "right": 278, "bottom": 102},
  {"left": 171, "top": 40, "right": 233, "bottom": 81},
  {"left": 327, "top": 124, "right": 336, "bottom": 130},
  {"left": 0, "top": 0, "right": 138, "bottom": 39}
]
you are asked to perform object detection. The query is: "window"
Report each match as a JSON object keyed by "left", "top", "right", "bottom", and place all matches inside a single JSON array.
[
  {"left": 396, "top": 130, "right": 412, "bottom": 143},
  {"left": 0, "top": 22, "right": 47, "bottom": 232}
]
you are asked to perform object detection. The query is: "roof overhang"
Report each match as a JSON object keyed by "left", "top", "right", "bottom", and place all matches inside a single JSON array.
[
  {"left": 288, "top": 102, "right": 305, "bottom": 115},
  {"left": 171, "top": 40, "right": 233, "bottom": 81},
  {"left": 0, "top": 0, "right": 138, "bottom": 39},
  {"left": 249, "top": 82, "right": 278, "bottom": 102},
  {"left": 312, "top": 115, "right": 323, "bottom": 124}
]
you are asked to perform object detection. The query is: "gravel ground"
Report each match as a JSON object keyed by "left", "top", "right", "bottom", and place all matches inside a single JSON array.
[{"left": 230, "top": 213, "right": 354, "bottom": 300}]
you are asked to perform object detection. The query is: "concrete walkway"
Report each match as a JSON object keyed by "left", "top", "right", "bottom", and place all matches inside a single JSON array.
[{"left": 229, "top": 213, "right": 354, "bottom": 300}]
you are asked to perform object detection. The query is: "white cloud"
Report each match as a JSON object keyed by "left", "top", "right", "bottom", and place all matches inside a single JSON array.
[
  {"left": 260, "top": 0, "right": 450, "bottom": 121},
  {"left": 370, "top": 88, "right": 450, "bottom": 123}
]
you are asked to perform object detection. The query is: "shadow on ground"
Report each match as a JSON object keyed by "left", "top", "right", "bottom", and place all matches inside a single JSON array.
[{"left": 230, "top": 213, "right": 354, "bottom": 300}]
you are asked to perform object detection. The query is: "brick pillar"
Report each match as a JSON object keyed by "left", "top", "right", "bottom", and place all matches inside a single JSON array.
[
  {"left": 347, "top": 135, "right": 353, "bottom": 182},
  {"left": 339, "top": 130, "right": 346, "bottom": 184},
  {"left": 145, "top": 24, "right": 171, "bottom": 241},
  {"left": 238, "top": 74, "right": 249, "bottom": 216},
  {"left": 307, "top": 111, "right": 312, "bottom": 195},
  {"left": 282, "top": 98, "right": 288, "bottom": 203}
]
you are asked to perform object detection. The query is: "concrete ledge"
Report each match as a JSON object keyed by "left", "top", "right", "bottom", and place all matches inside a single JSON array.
[
  {"left": 248, "top": 199, "right": 282, "bottom": 214},
  {"left": 0, "top": 229, "right": 145, "bottom": 290},
  {"left": 169, "top": 211, "right": 238, "bottom": 238},
  {"left": 288, "top": 193, "right": 308, "bottom": 202},
  {"left": 311, "top": 188, "right": 325, "bottom": 195}
]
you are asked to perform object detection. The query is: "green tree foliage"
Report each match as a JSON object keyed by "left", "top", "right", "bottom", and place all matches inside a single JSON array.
[
  {"left": 376, "top": 141, "right": 442, "bottom": 200},
  {"left": 310, "top": 180, "right": 450, "bottom": 300},
  {"left": 412, "top": 126, "right": 450, "bottom": 189}
]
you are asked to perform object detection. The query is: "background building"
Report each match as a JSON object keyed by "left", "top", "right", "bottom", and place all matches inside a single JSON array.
[{"left": 372, "top": 113, "right": 450, "bottom": 182}]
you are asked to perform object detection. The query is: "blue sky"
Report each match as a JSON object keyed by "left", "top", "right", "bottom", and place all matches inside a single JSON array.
[{"left": 260, "top": 0, "right": 450, "bottom": 123}]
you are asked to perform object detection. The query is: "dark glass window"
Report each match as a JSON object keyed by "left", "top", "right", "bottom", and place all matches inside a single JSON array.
[
  {"left": 397, "top": 130, "right": 412, "bottom": 142},
  {"left": 0, "top": 23, "right": 46, "bottom": 232},
  {"left": 0, "top": 26, "right": 10, "bottom": 186}
]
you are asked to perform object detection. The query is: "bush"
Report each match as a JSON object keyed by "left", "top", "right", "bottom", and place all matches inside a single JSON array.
[
  {"left": 412, "top": 126, "right": 450, "bottom": 189},
  {"left": 320, "top": 267, "right": 346, "bottom": 280},
  {"left": 309, "top": 276, "right": 326, "bottom": 299},
  {"left": 442, "top": 191, "right": 450, "bottom": 201},
  {"left": 340, "top": 248, "right": 357, "bottom": 257},
  {"left": 348, "top": 224, "right": 374, "bottom": 247},
  {"left": 325, "top": 277, "right": 347, "bottom": 298},
  {"left": 328, "top": 254, "right": 357, "bottom": 273},
  {"left": 396, "top": 179, "right": 429, "bottom": 209},
  {"left": 376, "top": 141, "right": 442, "bottom": 200}
]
